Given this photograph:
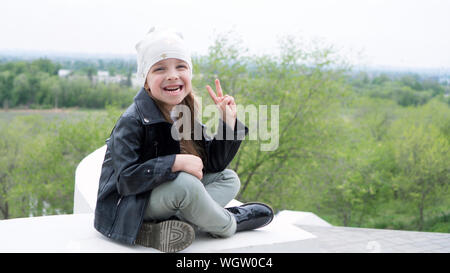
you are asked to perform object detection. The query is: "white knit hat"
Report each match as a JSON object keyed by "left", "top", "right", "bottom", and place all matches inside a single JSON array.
[{"left": 135, "top": 26, "right": 193, "bottom": 87}]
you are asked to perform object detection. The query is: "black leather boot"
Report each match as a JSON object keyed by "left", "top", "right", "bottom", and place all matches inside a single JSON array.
[
  {"left": 226, "top": 202, "right": 274, "bottom": 232},
  {"left": 135, "top": 220, "right": 195, "bottom": 252}
]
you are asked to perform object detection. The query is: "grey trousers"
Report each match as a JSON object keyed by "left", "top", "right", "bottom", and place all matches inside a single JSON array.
[{"left": 144, "top": 169, "right": 240, "bottom": 238}]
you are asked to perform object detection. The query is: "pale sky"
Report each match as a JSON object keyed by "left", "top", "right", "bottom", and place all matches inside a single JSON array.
[{"left": 1, "top": 0, "right": 450, "bottom": 68}]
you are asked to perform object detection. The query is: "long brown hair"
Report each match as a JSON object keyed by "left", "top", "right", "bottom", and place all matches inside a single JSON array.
[{"left": 144, "top": 83, "right": 207, "bottom": 164}]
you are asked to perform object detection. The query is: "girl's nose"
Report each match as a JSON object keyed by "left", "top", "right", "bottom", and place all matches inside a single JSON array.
[
  {"left": 167, "top": 74, "right": 179, "bottom": 80},
  {"left": 166, "top": 69, "right": 180, "bottom": 80}
]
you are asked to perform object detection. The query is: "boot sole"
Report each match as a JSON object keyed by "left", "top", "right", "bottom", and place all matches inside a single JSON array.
[{"left": 135, "top": 220, "right": 195, "bottom": 253}]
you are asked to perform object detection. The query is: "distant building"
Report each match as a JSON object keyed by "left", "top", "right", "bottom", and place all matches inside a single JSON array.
[
  {"left": 57, "top": 69, "right": 72, "bottom": 77},
  {"left": 97, "top": 70, "right": 109, "bottom": 78},
  {"left": 93, "top": 70, "right": 127, "bottom": 85},
  {"left": 58, "top": 69, "right": 140, "bottom": 87},
  {"left": 131, "top": 73, "right": 141, "bottom": 88}
]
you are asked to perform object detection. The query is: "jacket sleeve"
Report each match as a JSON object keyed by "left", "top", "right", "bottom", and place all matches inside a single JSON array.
[
  {"left": 204, "top": 118, "right": 249, "bottom": 172},
  {"left": 111, "top": 116, "right": 179, "bottom": 196}
]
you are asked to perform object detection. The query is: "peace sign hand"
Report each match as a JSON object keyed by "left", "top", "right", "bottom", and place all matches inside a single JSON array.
[{"left": 206, "top": 79, "right": 237, "bottom": 130}]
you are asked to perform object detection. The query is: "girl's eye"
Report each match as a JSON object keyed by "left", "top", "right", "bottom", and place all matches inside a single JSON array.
[
  {"left": 177, "top": 65, "right": 187, "bottom": 69},
  {"left": 153, "top": 67, "right": 164, "bottom": 71}
]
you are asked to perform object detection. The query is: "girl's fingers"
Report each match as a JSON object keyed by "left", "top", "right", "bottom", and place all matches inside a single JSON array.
[
  {"left": 207, "top": 80, "right": 234, "bottom": 107},
  {"left": 206, "top": 85, "right": 218, "bottom": 104},
  {"left": 221, "top": 98, "right": 236, "bottom": 113},
  {"left": 227, "top": 95, "right": 235, "bottom": 105},
  {"left": 215, "top": 79, "right": 223, "bottom": 98},
  {"left": 221, "top": 95, "right": 235, "bottom": 106}
]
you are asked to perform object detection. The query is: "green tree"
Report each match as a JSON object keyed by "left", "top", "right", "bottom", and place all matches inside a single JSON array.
[
  {"left": 0, "top": 118, "right": 29, "bottom": 218},
  {"left": 0, "top": 71, "right": 14, "bottom": 109},
  {"left": 192, "top": 29, "right": 249, "bottom": 98},
  {"left": 0, "top": 111, "right": 118, "bottom": 219},
  {"left": 194, "top": 33, "right": 351, "bottom": 213},
  {"left": 390, "top": 106, "right": 450, "bottom": 230},
  {"left": 30, "top": 58, "right": 61, "bottom": 75},
  {"left": 372, "top": 74, "right": 390, "bottom": 85},
  {"left": 11, "top": 73, "right": 31, "bottom": 107}
]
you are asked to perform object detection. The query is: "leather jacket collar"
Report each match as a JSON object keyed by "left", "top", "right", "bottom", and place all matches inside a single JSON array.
[{"left": 133, "top": 87, "right": 168, "bottom": 126}]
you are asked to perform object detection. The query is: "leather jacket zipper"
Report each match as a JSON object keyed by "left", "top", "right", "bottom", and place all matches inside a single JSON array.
[
  {"left": 154, "top": 141, "right": 158, "bottom": 157},
  {"left": 117, "top": 196, "right": 123, "bottom": 206},
  {"left": 107, "top": 196, "right": 123, "bottom": 238}
]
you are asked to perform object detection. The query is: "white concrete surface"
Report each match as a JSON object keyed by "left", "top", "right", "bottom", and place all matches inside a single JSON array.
[
  {"left": 0, "top": 145, "right": 324, "bottom": 252},
  {"left": 0, "top": 213, "right": 315, "bottom": 253},
  {"left": 74, "top": 145, "right": 106, "bottom": 214},
  {"left": 276, "top": 210, "right": 332, "bottom": 227}
]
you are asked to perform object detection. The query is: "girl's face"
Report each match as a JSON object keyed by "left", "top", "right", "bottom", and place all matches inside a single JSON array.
[{"left": 145, "top": 58, "right": 192, "bottom": 111}]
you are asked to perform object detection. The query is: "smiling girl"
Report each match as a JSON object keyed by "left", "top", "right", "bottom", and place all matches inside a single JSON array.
[{"left": 94, "top": 27, "right": 273, "bottom": 252}]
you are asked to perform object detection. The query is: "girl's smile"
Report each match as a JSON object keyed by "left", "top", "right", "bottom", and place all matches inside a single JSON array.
[
  {"left": 162, "top": 84, "right": 184, "bottom": 95},
  {"left": 145, "top": 58, "right": 192, "bottom": 111}
]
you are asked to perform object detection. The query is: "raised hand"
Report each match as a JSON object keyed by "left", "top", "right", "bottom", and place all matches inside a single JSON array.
[{"left": 206, "top": 79, "right": 237, "bottom": 129}]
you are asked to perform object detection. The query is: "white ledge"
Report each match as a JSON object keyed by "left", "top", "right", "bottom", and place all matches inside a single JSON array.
[
  {"left": 0, "top": 212, "right": 316, "bottom": 253},
  {"left": 0, "top": 145, "right": 329, "bottom": 252}
]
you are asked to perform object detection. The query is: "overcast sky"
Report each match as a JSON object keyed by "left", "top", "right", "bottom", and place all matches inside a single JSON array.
[{"left": 2, "top": 0, "right": 450, "bottom": 68}]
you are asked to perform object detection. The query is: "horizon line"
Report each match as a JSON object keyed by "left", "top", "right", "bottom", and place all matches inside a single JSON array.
[{"left": 1, "top": 48, "right": 450, "bottom": 71}]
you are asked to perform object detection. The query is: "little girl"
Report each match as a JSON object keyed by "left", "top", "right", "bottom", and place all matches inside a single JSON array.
[{"left": 94, "top": 27, "right": 273, "bottom": 252}]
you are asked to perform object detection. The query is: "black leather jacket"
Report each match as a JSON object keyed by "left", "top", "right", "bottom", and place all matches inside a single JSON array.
[{"left": 94, "top": 88, "right": 248, "bottom": 245}]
